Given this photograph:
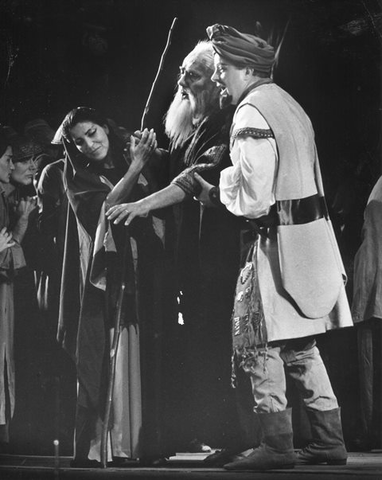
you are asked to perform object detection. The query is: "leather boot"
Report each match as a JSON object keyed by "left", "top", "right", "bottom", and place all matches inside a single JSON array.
[
  {"left": 204, "top": 446, "right": 254, "bottom": 467},
  {"left": 224, "top": 409, "right": 296, "bottom": 470},
  {"left": 296, "top": 407, "right": 347, "bottom": 465},
  {"left": 204, "top": 377, "right": 263, "bottom": 467}
]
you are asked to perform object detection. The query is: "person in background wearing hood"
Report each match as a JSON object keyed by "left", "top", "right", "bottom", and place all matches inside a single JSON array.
[{"left": 193, "top": 24, "right": 353, "bottom": 471}]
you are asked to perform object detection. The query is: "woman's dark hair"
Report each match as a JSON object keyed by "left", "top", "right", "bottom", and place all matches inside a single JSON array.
[
  {"left": 61, "top": 107, "right": 110, "bottom": 142},
  {"left": 60, "top": 106, "right": 127, "bottom": 172}
]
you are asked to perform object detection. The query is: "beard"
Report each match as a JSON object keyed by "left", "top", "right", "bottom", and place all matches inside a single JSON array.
[
  {"left": 164, "top": 89, "right": 194, "bottom": 150},
  {"left": 164, "top": 86, "right": 219, "bottom": 150}
]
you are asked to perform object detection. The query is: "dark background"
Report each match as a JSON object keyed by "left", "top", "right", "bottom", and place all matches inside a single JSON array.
[
  {"left": 1, "top": 0, "right": 381, "bottom": 168},
  {"left": 0, "top": 0, "right": 381, "bottom": 456}
]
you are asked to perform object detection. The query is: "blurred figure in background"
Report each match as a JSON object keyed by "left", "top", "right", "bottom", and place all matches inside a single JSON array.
[
  {"left": 0, "top": 129, "right": 33, "bottom": 453},
  {"left": 352, "top": 175, "right": 382, "bottom": 451},
  {"left": 5, "top": 135, "right": 50, "bottom": 454},
  {"left": 24, "top": 118, "right": 59, "bottom": 166}
]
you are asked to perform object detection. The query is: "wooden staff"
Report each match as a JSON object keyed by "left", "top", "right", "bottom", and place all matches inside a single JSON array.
[
  {"left": 101, "top": 18, "right": 178, "bottom": 468},
  {"left": 140, "top": 17, "right": 178, "bottom": 130}
]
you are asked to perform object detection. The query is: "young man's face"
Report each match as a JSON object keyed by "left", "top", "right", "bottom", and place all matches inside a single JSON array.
[{"left": 211, "top": 54, "right": 248, "bottom": 105}]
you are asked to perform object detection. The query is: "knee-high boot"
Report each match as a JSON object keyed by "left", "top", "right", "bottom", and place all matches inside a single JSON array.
[
  {"left": 224, "top": 409, "right": 296, "bottom": 470},
  {"left": 296, "top": 407, "right": 347, "bottom": 465}
]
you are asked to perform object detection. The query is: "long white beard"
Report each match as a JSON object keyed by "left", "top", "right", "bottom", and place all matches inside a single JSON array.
[{"left": 164, "top": 89, "right": 195, "bottom": 150}]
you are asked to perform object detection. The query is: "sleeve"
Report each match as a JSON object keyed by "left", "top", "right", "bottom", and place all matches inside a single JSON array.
[
  {"left": 171, "top": 145, "right": 228, "bottom": 196},
  {"left": 65, "top": 172, "right": 110, "bottom": 241},
  {"left": 0, "top": 243, "right": 26, "bottom": 280},
  {"left": 219, "top": 103, "right": 278, "bottom": 219},
  {"left": 37, "top": 164, "right": 64, "bottom": 237},
  {"left": 0, "top": 200, "right": 26, "bottom": 280}
]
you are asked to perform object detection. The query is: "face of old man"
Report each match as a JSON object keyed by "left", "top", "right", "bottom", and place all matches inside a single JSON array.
[
  {"left": 164, "top": 44, "right": 220, "bottom": 148},
  {"left": 177, "top": 49, "right": 217, "bottom": 119}
]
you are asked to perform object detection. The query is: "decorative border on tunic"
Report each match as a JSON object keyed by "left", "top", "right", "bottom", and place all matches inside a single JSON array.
[{"left": 232, "top": 127, "right": 274, "bottom": 144}]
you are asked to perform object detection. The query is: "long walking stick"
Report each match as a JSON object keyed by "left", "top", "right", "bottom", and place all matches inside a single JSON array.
[
  {"left": 140, "top": 17, "right": 178, "bottom": 130},
  {"left": 100, "top": 231, "right": 129, "bottom": 468},
  {"left": 101, "top": 17, "right": 178, "bottom": 468}
]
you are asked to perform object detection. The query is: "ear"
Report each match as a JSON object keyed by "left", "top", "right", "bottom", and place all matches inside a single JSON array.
[
  {"left": 245, "top": 66, "right": 255, "bottom": 77},
  {"left": 103, "top": 124, "right": 110, "bottom": 135}
]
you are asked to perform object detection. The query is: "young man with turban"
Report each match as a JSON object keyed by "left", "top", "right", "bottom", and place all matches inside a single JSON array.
[{"left": 194, "top": 23, "right": 353, "bottom": 471}]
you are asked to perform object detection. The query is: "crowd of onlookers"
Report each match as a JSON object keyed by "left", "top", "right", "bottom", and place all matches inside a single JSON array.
[{"left": 0, "top": 119, "right": 77, "bottom": 455}]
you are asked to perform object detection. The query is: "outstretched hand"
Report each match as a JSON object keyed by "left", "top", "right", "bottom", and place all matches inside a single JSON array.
[
  {"left": 193, "top": 172, "right": 214, "bottom": 207},
  {"left": 106, "top": 199, "right": 149, "bottom": 226}
]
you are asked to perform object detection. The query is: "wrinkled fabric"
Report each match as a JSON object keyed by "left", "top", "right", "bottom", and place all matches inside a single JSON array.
[
  {"left": 35, "top": 159, "right": 67, "bottom": 314},
  {"left": 163, "top": 106, "right": 244, "bottom": 451},
  {"left": 242, "top": 339, "right": 338, "bottom": 413},
  {"left": 352, "top": 176, "right": 382, "bottom": 323},
  {"left": 0, "top": 184, "right": 26, "bottom": 425},
  {"left": 59, "top": 138, "right": 166, "bottom": 460},
  {"left": 222, "top": 83, "right": 352, "bottom": 346},
  {"left": 352, "top": 176, "right": 382, "bottom": 449}
]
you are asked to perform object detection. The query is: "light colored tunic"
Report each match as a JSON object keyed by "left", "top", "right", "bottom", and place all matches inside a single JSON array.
[{"left": 220, "top": 83, "right": 353, "bottom": 343}]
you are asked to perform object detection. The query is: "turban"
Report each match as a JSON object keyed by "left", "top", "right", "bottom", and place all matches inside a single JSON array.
[{"left": 206, "top": 24, "right": 275, "bottom": 74}]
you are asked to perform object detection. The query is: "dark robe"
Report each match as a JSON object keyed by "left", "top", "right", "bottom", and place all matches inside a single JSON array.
[
  {"left": 59, "top": 136, "right": 167, "bottom": 461},
  {"left": 162, "top": 106, "right": 247, "bottom": 451}
]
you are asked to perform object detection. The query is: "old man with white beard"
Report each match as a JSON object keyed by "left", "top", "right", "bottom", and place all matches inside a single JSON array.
[{"left": 107, "top": 40, "right": 247, "bottom": 455}]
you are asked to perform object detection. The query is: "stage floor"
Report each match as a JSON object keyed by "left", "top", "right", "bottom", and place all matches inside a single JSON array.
[{"left": 0, "top": 452, "right": 381, "bottom": 480}]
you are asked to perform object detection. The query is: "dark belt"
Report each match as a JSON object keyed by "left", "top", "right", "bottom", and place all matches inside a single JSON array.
[
  {"left": 242, "top": 194, "right": 328, "bottom": 242},
  {"left": 277, "top": 194, "right": 328, "bottom": 226}
]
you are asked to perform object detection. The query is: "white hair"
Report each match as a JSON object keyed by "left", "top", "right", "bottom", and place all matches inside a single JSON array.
[{"left": 164, "top": 41, "right": 220, "bottom": 149}]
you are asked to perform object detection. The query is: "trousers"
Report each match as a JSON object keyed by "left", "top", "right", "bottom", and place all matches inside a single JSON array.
[{"left": 242, "top": 337, "right": 338, "bottom": 413}]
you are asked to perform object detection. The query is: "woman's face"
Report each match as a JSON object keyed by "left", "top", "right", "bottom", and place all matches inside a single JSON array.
[
  {"left": 70, "top": 121, "right": 110, "bottom": 162},
  {"left": 0, "top": 146, "right": 14, "bottom": 184},
  {"left": 11, "top": 157, "right": 37, "bottom": 185}
]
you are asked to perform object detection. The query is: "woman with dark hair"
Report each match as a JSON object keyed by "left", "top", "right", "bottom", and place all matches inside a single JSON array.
[{"left": 56, "top": 107, "right": 165, "bottom": 467}]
